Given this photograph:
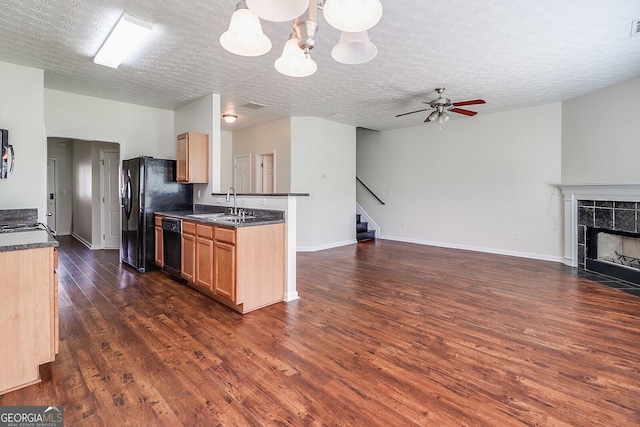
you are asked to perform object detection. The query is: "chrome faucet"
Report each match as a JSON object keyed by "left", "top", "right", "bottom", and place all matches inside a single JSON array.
[{"left": 226, "top": 186, "right": 237, "bottom": 215}]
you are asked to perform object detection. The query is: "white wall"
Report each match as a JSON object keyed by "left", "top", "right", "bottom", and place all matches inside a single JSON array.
[
  {"left": 291, "top": 117, "right": 356, "bottom": 250},
  {"left": 174, "top": 93, "right": 222, "bottom": 201},
  {"left": 357, "top": 103, "right": 564, "bottom": 261},
  {"left": 232, "top": 117, "right": 292, "bottom": 193},
  {"left": 562, "top": 75, "right": 640, "bottom": 183},
  {"left": 47, "top": 138, "right": 73, "bottom": 234},
  {"left": 0, "top": 62, "right": 46, "bottom": 220},
  {"left": 44, "top": 89, "right": 174, "bottom": 159},
  {"left": 220, "top": 130, "right": 233, "bottom": 190},
  {"left": 72, "top": 140, "right": 93, "bottom": 244}
]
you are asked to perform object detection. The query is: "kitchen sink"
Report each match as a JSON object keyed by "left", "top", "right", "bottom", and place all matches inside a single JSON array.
[
  {"left": 187, "top": 213, "right": 255, "bottom": 221},
  {"left": 188, "top": 213, "right": 227, "bottom": 218}
]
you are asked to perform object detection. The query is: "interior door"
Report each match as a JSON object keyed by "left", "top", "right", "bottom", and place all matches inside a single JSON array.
[
  {"left": 46, "top": 159, "right": 56, "bottom": 231},
  {"left": 102, "top": 151, "right": 120, "bottom": 249},
  {"left": 261, "top": 153, "right": 274, "bottom": 193},
  {"left": 234, "top": 155, "right": 251, "bottom": 193}
]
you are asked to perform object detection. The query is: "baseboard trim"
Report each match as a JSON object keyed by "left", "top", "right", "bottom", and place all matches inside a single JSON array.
[
  {"left": 297, "top": 239, "right": 357, "bottom": 252},
  {"left": 284, "top": 291, "right": 300, "bottom": 302},
  {"left": 378, "top": 235, "right": 563, "bottom": 263},
  {"left": 72, "top": 233, "right": 99, "bottom": 250}
]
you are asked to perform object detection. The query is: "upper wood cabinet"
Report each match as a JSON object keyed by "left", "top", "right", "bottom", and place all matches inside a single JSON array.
[{"left": 176, "top": 132, "right": 209, "bottom": 183}]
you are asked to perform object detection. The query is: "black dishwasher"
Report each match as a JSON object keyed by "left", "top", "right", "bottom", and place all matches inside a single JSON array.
[{"left": 162, "top": 218, "right": 182, "bottom": 278}]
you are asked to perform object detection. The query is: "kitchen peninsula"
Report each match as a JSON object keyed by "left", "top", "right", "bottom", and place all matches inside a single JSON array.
[
  {"left": 156, "top": 204, "right": 287, "bottom": 313},
  {"left": 0, "top": 210, "right": 59, "bottom": 395}
]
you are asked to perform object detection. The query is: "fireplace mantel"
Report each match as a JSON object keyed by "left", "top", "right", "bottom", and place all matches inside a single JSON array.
[{"left": 556, "top": 182, "right": 640, "bottom": 267}]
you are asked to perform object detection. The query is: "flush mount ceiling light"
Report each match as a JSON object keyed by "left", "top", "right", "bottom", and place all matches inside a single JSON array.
[
  {"left": 94, "top": 13, "right": 153, "bottom": 68},
  {"left": 220, "top": 1, "right": 272, "bottom": 56},
  {"left": 221, "top": 0, "right": 382, "bottom": 78},
  {"left": 222, "top": 114, "right": 238, "bottom": 124}
]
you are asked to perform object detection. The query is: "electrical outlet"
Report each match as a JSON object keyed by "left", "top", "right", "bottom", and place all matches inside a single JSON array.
[
  {"left": 514, "top": 232, "right": 520, "bottom": 240},
  {"left": 401, "top": 221, "right": 406, "bottom": 229}
]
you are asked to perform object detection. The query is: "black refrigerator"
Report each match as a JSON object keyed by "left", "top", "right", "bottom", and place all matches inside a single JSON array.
[{"left": 121, "top": 156, "right": 193, "bottom": 272}]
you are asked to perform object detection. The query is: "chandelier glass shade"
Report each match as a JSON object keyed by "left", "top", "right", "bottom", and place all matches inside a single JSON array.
[
  {"left": 219, "top": 2, "right": 272, "bottom": 56},
  {"left": 245, "top": 0, "right": 310, "bottom": 22},
  {"left": 322, "top": 0, "right": 383, "bottom": 32},
  {"left": 331, "top": 31, "right": 377, "bottom": 64},
  {"left": 274, "top": 35, "right": 318, "bottom": 77}
]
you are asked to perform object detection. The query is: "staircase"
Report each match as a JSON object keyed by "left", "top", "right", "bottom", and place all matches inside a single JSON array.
[{"left": 356, "top": 213, "right": 376, "bottom": 242}]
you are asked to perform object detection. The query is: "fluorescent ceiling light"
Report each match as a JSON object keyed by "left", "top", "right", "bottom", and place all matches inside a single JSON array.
[{"left": 94, "top": 14, "right": 153, "bottom": 68}]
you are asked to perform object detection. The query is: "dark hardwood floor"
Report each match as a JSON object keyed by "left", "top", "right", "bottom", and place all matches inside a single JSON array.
[{"left": 2, "top": 236, "right": 640, "bottom": 426}]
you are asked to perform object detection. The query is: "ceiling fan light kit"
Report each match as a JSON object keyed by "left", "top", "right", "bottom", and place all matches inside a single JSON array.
[
  {"left": 219, "top": 1, "right": 272, "bottom": 57},
  {"left": 397, "top": 88, "right": 486, "bottom": 126},
  {"left": 221, "top": 0, "right": 382, "bottom": 77}
]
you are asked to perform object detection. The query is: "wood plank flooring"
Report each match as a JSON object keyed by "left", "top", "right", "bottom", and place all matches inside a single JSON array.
[{"left": 2, "top": 236, "right": 640, "bottom": 426}]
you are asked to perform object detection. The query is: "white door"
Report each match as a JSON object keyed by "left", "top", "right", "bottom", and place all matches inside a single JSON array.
[
  {"left": 101, "top": 151, "right": 120, "bottom": 249},
  {"left": 261, "top": 153, "right": 274, "bottom": 193},
  {"left": 46, "top": 159, "right": 56, "bottom": 231},
  {"left": 234, "top": 155, "right": 251, "bottom": 193}
]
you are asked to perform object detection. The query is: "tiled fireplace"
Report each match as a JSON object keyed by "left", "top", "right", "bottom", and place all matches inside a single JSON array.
[{"left": 558, "top": 183, "right": 640, "bottom": 283}]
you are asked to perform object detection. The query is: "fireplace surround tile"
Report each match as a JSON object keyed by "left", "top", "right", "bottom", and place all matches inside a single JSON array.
[
  {"left": 594, "top": 208, "right": 613, "bottom": 229},
  {"left": 579, "top": 207, "right": 594, "bottom": 227},
  {"left": 615, "top": 201, "right": 636, "bottom": 210},
  {"left": 595, "top": 201, "right": 614, "bottom": 208},
  {"left": 614, "top": 209, "right": 637, "bottom": 233}
]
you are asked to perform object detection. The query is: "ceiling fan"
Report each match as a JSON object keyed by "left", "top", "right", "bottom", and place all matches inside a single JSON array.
[{"left": 396, "top": 88, "right": 486, "bottom": 124}]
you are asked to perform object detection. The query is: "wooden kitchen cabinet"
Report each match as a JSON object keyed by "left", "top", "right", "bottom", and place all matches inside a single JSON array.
[
  {"left": 1, "top": 246, "right": 57, "bottom": 395},
  {"left": 155, "top": 215, "right": 164, "bottom": 267},
  {"left": 176, "top": 132, "right": 208, "bottom": 183},
  {"left": 214, "top": 223, "right": 284, "bottom": 313},
  {"left": 195, "top": 223, "right": 214, "bottom": 291},
  {"left": 214, "top": 229, "right": 236, "bottom": 302},
  {"left": 181, "top": 221, "right": 196, "bottom": 282}
]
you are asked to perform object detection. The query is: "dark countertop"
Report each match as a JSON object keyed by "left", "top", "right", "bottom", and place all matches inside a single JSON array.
[
  {"left": 0, "top": 230, "right": 59, "bottom": 252},
  {"left": 156, "top": 208, "right": 285, "bottom": 228},
  {"left": 210, "top": 192, "right": 309, "bottom": 197}
]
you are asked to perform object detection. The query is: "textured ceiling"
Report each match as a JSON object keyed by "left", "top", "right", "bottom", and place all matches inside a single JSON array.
[{"left": 0, "top": 0, "right": 638, "bottom": 131}]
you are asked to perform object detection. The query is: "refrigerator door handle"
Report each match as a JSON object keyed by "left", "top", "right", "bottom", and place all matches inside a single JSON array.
[{"left": 124, "top": 174, "right": 133, "bottom": 219}]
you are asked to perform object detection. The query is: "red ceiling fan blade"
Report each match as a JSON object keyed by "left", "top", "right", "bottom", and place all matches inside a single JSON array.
[
  {"left": 396, "top": 108, "right": 429, "bottom": 118},
  {"left": 452, "top": 99, "right": 486, "bottom": 107},
  {"left": 450, "top": 108, "right": 478, "bottom": 116}
]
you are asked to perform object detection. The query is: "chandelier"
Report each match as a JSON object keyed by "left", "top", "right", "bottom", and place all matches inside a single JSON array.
[{"left": 220, "top": 0, "right": 382, "bottom": 77}]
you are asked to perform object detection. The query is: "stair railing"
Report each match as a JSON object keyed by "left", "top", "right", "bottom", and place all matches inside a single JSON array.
[{"left": 356, "top": 176, "right": 385, "bottom": 205}]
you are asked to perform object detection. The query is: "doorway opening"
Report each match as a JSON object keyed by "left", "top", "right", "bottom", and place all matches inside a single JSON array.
[
  {"left": 46, "top": 137, "right": 120, "bottom": 249},
  {"left": 256, "top": 152, "right": 275, "bottom": 194}
]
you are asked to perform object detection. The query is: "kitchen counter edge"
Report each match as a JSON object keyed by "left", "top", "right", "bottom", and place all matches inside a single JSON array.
[
  {"left": 155, "top": 211, "right": 285, "bottom": 228},
  {"left": 0, "top": 230, "right": 59, "bottom": 252}
]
